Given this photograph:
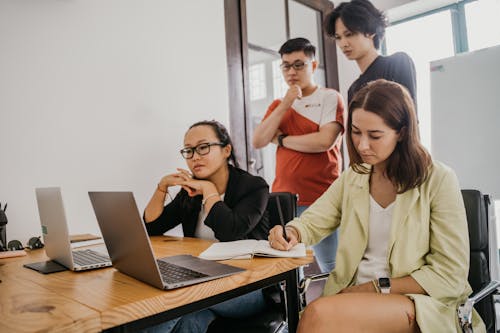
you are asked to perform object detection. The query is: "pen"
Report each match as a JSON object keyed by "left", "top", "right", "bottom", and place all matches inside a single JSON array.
[{"left": 275, "top": 196, "right": 288, "bottom": 240}]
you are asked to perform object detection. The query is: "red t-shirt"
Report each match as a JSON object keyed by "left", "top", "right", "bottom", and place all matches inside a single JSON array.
[{"left": 263, "top": 87, "right": 345, "bottom": 205}]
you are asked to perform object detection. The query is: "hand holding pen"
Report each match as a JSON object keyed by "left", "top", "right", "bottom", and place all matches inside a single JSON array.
[
  {"left": 268, "top": 196, "right": 300, "bottom": 250},
  {"left": 268, "top": 225, "right": 299, "bottom": 251}
]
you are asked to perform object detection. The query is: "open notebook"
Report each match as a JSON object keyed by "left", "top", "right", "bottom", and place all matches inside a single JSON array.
[{"left": 199, "top": 239, "right": 306, "bottom": 261}]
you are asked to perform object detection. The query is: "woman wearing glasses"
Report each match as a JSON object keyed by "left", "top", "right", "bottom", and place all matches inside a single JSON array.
[
  {"left": 144, "top": 120, "right": 270, "bottom": 241},
  {"left": 143, "top": 120, "right": 271, "bottom": 333}
]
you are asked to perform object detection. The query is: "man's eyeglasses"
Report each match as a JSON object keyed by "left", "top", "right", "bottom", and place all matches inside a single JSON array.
[
  {"left": 280, "top": 60, "right": 312, "bottom": 72},
  {"left": 180, "top": 142, "right": 225, "bottom": 159}
]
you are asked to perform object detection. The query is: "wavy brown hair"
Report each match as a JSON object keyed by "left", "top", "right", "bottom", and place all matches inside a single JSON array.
[{"left": 346, "top": 79, "right": 431, "bottom": 193}]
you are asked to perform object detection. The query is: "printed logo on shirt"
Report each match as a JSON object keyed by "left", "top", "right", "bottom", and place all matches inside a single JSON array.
[{"left": 305, "top": 103, "right": 321, "bottom": 108}]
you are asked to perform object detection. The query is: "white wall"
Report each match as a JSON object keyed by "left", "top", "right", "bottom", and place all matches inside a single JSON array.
[
  {"left": 431, "top": 45, "right": 500, "bottom": 200},
  {"left": 0, "top": 0, "right": 229, "bottom": 242}
]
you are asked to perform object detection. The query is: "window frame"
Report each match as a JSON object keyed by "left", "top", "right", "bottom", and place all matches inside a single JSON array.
[
  {"left": 224, "top": 0, "right": 338, "bottom": 170},
  {"left": 385, "top": 0, "right": 478, "bottom": 55}
]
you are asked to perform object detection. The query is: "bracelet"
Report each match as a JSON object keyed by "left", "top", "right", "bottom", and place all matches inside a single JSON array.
[
  {"left": 202, "top": 193, "right": 219, "bottom": 206},
  {"left": 372, "top": 279, "right": 381, "bottom": 293},
  {"left": 157, "top": 183, "right": 167, "bottom": 194}
]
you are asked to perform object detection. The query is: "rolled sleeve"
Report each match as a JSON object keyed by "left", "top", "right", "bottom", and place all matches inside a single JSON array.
[
  {"left": 411, "top": 167, "right": 471, "bottom": 304},
  {"left": 287, "top": 172, "right": 345, "bottom": 245}
]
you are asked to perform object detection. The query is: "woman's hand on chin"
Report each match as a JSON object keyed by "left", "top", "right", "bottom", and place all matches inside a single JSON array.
[
  {"left": 180, "top": 179, "right": 213, "bottom": 197},
  {"left": 159, "top": 171, "right": 189, "bottom": 189},
  {"left": 176, "top": 168, "right": 194, "bottom": 180}
]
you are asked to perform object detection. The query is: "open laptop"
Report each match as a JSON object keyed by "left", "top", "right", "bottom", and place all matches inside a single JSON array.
[
  {"left": 88, "top": 191, "right": 245, "bottom": 290},
  {"left": 35, "top": 187, "right": 112, "bottom": 271}
]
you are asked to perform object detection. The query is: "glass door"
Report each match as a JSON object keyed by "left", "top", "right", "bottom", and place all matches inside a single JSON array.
[{"left": 244, "top": 0, "right": 335, "bottom": 184}]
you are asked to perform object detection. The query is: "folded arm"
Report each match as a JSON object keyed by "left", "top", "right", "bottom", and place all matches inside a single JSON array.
[
  {"left": 410, "top": 169, "right": 471, "bottom": 303},
  {"left": 204, "top": 180, "right": 269, "bottom": 241},
  {"left": 340, "top": 276, "right": 426, "bottom": 295},
  {"left": 280, "top": 121, "right": 343, "bottom": 153},
  {"left": 252, "top": 100, "right": 289, "bottom": 149}
]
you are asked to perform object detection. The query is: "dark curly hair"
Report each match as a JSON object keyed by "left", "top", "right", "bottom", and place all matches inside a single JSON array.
[{"left": 324, "top": 0, "right": 387, "bottom": 50}]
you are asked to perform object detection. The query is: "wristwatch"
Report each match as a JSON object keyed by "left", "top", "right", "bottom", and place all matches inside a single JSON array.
[
  {"left": 378, "top": 277, "right": 391, "bottom": 294},
  {"left": 277, "top": 134, "right": 287, "bottom": 147}
]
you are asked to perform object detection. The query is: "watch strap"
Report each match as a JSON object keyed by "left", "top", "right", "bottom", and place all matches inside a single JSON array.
[
  {"left": 378, "top": 277, "right": 391, "bottom": 294},
  {"left": 278, "top": 134, "right": 287, "bottom": 147}
]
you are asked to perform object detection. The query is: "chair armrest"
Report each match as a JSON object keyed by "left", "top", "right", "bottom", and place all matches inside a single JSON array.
[
  {"left": 298, "top": 272, "right": 330, "bottom": 308},
  {"left": 458, "top": 280, "right": 500, "bottom": 332},
  {"left": 299, "top": 272, "right": 330, "bottom": 292}
]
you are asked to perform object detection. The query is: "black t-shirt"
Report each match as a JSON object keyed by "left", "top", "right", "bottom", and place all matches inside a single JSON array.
[{"left": 348, "top": 52, "right": 417, "bottom": 111}]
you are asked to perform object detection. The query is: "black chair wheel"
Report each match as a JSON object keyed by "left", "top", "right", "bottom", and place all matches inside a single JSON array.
[
  {"left": 27, "top": 236, "right": 44, "bottom": 249},
  {"left": 7, "top": 240, "right": 23, "bottom": 251}
]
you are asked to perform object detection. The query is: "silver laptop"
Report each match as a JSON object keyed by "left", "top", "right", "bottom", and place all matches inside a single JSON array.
[
  {"left": 35, "top": 187, "right": 112, "bottom": 271},
  {"left": 88, "top": 191, "right": 244, "bottom": 290}
]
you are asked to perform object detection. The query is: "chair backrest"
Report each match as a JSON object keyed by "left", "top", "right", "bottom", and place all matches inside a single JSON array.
[
  {"left": 462, "top": 189, "right": 496, "bottom": 332},
  {"left": 207, "top": 192, "right": 299, "bottom": 333},
  {"left": 267, "top": 192, "right": 298, "bottom": 228}
]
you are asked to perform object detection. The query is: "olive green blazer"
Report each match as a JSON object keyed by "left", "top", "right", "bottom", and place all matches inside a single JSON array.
[{"left": 288, "top": 161, "right": 485, "bottom": 333}]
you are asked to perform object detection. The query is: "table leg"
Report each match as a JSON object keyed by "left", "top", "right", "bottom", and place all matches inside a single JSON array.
[{"left": 285, "top": 268, "right": 300, "bottom": 333}]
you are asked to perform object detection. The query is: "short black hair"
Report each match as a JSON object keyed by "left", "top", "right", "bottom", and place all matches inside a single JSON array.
[
  {"left": 278, "top": 37, "right": 316, "bottom": 58},
  {"left": 324, "top": 0, "right": 387, "bottom": 50}
]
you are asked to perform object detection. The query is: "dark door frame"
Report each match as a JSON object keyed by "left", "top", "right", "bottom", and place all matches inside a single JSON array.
[{"left": 224, "top": 0, "right": 338, "bottom": 170}]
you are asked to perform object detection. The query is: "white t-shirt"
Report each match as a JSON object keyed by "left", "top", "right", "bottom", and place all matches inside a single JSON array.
[
  {"left": 194, "top": 194, "right": 225, "bottom": 241},
  {"left": 290, "top": 86, "right": 341, "bottom": 127},
  {"left": 355, "top": 195, "right": 394, "bottom": 284}
]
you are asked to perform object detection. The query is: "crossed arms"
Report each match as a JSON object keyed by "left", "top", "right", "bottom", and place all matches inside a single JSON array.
[{"left": 252, "top": 99, "right": 343, "bottom": 153}]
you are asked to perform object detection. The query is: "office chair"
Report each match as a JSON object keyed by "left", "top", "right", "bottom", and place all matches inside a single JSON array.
[
  {"left": 208, "top": 192, "right": 298, "bottom": 333},
  {"left": 458, "top": 189, "right": 500, "bottom": 333},
  {"left": 298, "top": 189, "right": 500, "bottom": 333}
]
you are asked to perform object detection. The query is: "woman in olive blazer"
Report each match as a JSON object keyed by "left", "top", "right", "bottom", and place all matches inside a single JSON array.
[{"left": 268, "top": 80, "right": 485, "bottom": 333}]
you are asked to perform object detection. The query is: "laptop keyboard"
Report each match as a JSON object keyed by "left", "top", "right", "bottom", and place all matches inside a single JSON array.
[
  {"left": 157, "top": 260, "right": 208, "bottom": 284},
  {"left": 73, "top": 249, "right": 110, "bottom": 266}
]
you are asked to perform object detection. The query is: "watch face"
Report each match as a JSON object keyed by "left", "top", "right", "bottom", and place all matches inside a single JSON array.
[{"left": 379, "top": 277, "right": 390, "bottom": 288}]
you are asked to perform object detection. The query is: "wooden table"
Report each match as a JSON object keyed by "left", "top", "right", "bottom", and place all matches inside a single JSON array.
[{"left": 0, "top": 236, "right": 313, "bottom": 332}]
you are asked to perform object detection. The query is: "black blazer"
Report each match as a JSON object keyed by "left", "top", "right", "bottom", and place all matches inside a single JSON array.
[{"left": 144, "top": 166, "right": 270, "bottom": 241}]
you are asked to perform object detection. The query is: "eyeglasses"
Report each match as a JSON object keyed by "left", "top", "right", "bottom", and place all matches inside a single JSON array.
[
  {"left": 180, "top": 142, "right": 225, "bottom": 159},
  {"left": 280, "top": 60, "right": 312, "bottom": 72}
]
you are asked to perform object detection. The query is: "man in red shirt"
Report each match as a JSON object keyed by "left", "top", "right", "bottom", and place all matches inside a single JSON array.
[{"left": 253, "top": 38, "right": 345, "bottom": 273}]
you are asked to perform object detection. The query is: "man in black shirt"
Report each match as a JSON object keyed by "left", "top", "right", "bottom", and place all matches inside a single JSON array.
[{"left": 325, "top": 0, "right": 417, "bottom": 108}]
